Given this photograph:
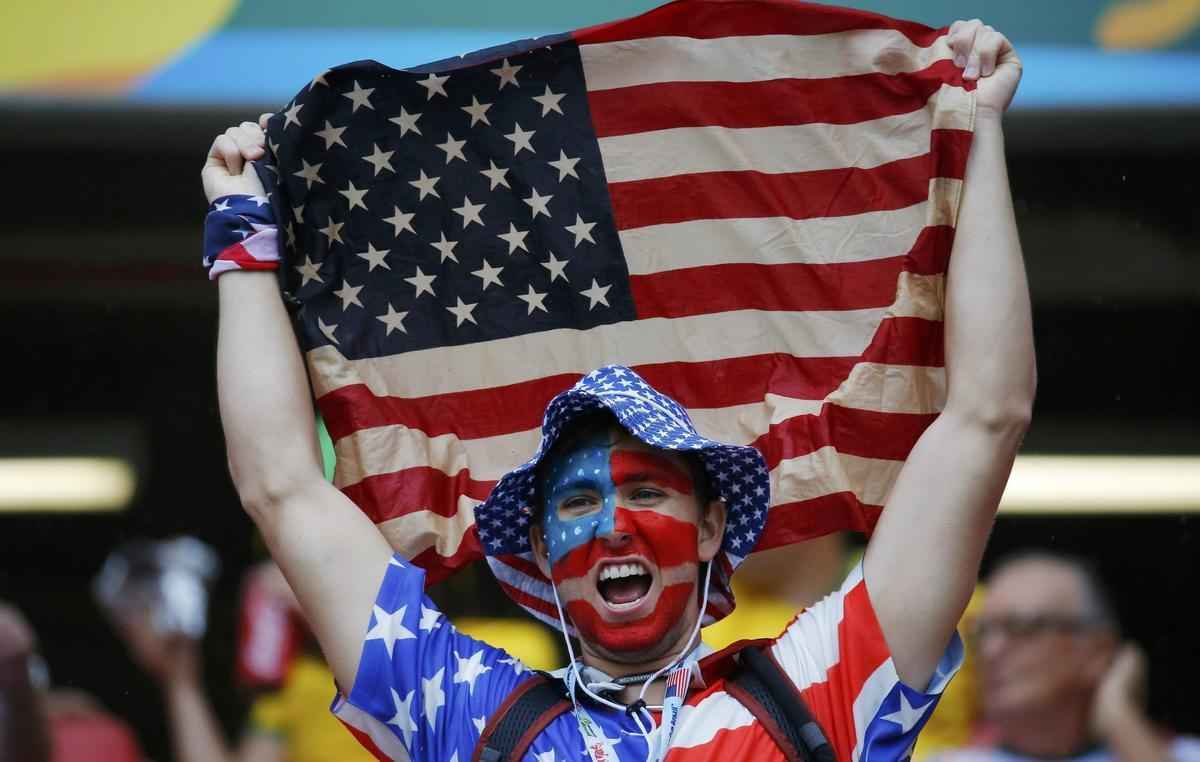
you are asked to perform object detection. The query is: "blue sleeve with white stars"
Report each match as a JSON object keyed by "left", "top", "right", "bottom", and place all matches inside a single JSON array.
[{"left": 335, "top": 554, "right": 533, "bottom": 761}]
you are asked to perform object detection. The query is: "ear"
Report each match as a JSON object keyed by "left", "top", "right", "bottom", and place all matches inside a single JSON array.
[
  {"left": 529, "top": 521, "right": 553, "bottom": 578},
  {"left": 697, "top": 498, "right": 728, "bottom": 563}
]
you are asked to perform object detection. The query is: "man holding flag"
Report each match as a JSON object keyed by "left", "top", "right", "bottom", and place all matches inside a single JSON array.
[{"left": 202, "top": 3, "right": 1034, "bottom": 759}]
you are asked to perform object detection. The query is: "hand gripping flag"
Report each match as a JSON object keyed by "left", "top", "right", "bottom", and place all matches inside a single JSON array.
[{"left": 255, "top": 0, "right": 975, "bottom": 588}]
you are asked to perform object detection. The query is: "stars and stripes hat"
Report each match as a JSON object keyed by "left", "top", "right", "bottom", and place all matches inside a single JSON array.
[{"left": 478, "top": 364, "right": 770, "bottom": 630}]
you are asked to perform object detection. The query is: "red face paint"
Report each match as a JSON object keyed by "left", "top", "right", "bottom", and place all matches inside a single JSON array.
[{"left": 610, "top": 450, "right": 694, "bottom": 496}]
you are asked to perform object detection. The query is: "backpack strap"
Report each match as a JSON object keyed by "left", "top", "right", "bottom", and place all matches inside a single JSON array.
[
  {"left": 472, "top": 673, "right": 572, "bottom": 762},
  {"left": 728, "top": 645, "right": 836, "bottom": 762}
]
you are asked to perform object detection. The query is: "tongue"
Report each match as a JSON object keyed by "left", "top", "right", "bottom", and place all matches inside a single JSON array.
[{"left": 601, "top": 575, "right": 651, "bottom": 605}]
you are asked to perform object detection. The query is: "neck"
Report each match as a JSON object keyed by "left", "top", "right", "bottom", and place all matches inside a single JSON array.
[{"left": 996, "top": 701, "right": 1094, "bottom": 758}]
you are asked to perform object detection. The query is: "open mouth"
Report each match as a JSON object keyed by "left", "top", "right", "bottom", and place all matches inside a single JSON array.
[{"left": 597, "top": 561, "right": 652, "bottom": 606}]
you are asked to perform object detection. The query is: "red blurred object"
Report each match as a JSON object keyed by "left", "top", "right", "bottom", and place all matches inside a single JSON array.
[
  {"left": 50, "top": 707, "right": 143, "bottom": 762},
  {"left": 235, "top": 566, "right": 304, "bottom": 689}
]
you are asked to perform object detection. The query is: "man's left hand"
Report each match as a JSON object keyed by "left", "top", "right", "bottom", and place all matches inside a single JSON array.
[{"left": 947, "top": 19, "right": 1022, "bottom": 118}]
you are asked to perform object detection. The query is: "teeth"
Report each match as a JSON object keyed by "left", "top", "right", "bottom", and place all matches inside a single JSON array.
[{"left": 599, "top": 562, "right": 648, "bottom": 581}]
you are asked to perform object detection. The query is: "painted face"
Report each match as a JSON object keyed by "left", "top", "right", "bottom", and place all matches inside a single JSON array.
[{"left": 541, "top": 427, "right": 703, "bottom": 654}]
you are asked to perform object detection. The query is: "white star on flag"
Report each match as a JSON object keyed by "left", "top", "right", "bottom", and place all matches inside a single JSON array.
[
  {"left": 364, "top": 604, "right": 416, "bottom": 658},
  {"left": 418, "top": 72, "right": 450, "bottom": 99},
  {"left": 419, "top": 605, "right": 441, "bottom": 631},
  {"left": 531, "top": 85, "right": 566, "bottom": 116},
  {"left": 213, "top": 200, "right": 230, "bottom": 212},
  {"left": 453, "top": 196, "right": 486, "bottom": 228},
  {"left": 882, "top": 692, "right": 930, "bottom": 734},
  {"left": 309, "top": 69, "right": 330, "bottom": 88},
  {"left": 497, "top": 223, "right": 530, "bottom": 254},
  {"left": 318, "top": 317, "right": 339, "bottom": 345},
  {"left": 480, "top": 160, "right": 510, "bottom": 190},
  {"left": 405, "top": 266, "right": 437, "bottom": 297},
  {"left": 548, "top": 150, "right": 580, "bottom": 181},
  {"left": 318, "top": 217, "right": 344, "bottom": 244},
  {"left": 461, "top": 95, "right": 493, "bottom": 126},
  {"left": 581, "top": 279, "right": 611, "bottom": 309},
  {"left": 292, "top": 159, "right": 323, "bottom": 189},
  {"left": 535, "top": 751, "right": 558, "bottom": 762},
  {"left": 541, "top": 253, "right": 569, "bottom": 283},
  {"left": 332, "top": 280, "right": 363, "bottom": 310},
  {"left": 472, "top": 260, "right": 505, "bottom": 290},
  {"left": 498, "top": 656, "right": 527, "bottom": 675},
  {"left": 295, "top": 256, "right": 323, "bottom": 286},
  {"left": 390, "top": 106, "right": 422, "bottom": 136},
  {"left": 387, "top": 688, "right": 418, "bottom": 746},
  {"left": 376, "top": 304, "right": 408, "bottom": 335},
  {"left": 565, "top": 214, "right": 596, "bottom": 246},
  {"left": 409, "top": 169, "right": 440, "bottom": 200},
  {"left": 339, "top": 181, "right": 369, "bottom": 211},
  {"left": 473, "top": 716, "right": 487, "bottom": 734},
  {"left": 430, "top": 232, "right": 459, "bottom": 263},
  {"left": 282, "top": 102, "right": 303, "bottom": 128},
  {"left": 452, "top": 650, "right": 493, "bottom": 695},
  {"left": 447, "top": 297, "right": 478, "bottom": 327},
  {"left": 504, "top": 123, "right": 536, "bottom": 155},
  {"left": 342, "top": 80, "right": 375, "bottom": 112},
  {"left": 362, "top": 144, "right": 395, "bottom": 175},
  {"left": 314, "top": 120, "right": 347, "bottom": 149},
  {"left": 523, "top": 188, "right": 553, "bottom": 219},
  {"left": 357, "top": 243, "right": 390, "bottom": 271},
  {"left": 422, "top": 667, "right": 447, "bottom": 730},
  {"left": 490, "top": 57, "right": 522, "bottom": 89},
  {"left": 249, "top": 195, "right": 269, "bottom": 207},
  {"left": 437, "top": 133, "right": 468, "bottom": 163},
  {"left": 518, "top": 285, "right": 549, "bottom": 314},
  {"left": 384, "top": 206, "right": 416, "bottom": 236}
]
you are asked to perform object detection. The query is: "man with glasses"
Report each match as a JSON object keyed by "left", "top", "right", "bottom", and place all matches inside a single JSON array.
[{"left": 933, "top": 552, "right": 1200, "bottom": 762}]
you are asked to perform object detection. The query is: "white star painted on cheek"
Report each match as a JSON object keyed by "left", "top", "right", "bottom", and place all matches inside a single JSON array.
[
  {"left": 580, "top": 279, "right": 611, "bottom": 309},
  {"left": 497, "top": 223, "right": 529, "bottom": 254},
  {"left": 461, "top": 95, "right": 493, "bottom": 126},
  {"left": 362, "top": 143, "right": 395, "bottom": 175},
  {"left": 430, "top": 232, "right": 459, "bottom": 264},
  {"left": 295, "top": 256, "right": 323, "bottom": 286},
  {"left": 531, "top": 85, "right": 566, "bottom": 116},
  {"left": 472, "top": 259, "right": 505, "bottom": 290},
  {"left": 387, "top": 688, "right": 417, "bottom": 746},
  {"left": 405, "top": 266, "right": 437, "bottom": 298},
  {"left": 504, "top": 123, "right": 536, "bottom": 155},
  {"left": 453, "top": 196, "right": 486, "bottom": 228},
  {"left": 518, "top": 285, "right": 549, "bottom": 314},
  {"left": 409, "top": 169, "right": 440, "bottom": 200},
  {"left": 422, "top": 667, "right": 447, "bottom": 729},
  {"left": 364, "top": 604, "right": 415, "bottom": 658},
  {"left": 523, "top": 188, "right": 553, "bottom": 219},
  {"left": 419, "top": 604, "right": 441, "bottom": 631},
  {"left": 565, "top": 214, "right": 596, "bottom": 246},
  {"left": 292, "top": 159, "right": 323, "bottom": 189},
  {"left": 314, "top": 120, "right": 347, "bottom": 149},
  {"left": 282, "top": 102, "right": 303, "bottom": 128},
  {"left": 446, "top": 297, "right": 478, "bottom": 327},
  {"left": 418, "top": 72, "right": 450, "bottom": 99},
  {"left": 332, "top": 280, "right": 363, "bottom": 310},
  {"left": 541, "top": 253, "right": 569, "bottom": 283},
  {"left": 376, "top": 303, "right": 408, "bottom": 335},
  {"left": 339, "top": 181, "right": 369, "bottom": 211},
  {"left": 356, "top": 243, "right": 390, "bottom": 271},
  {"left": 480, "top": 160, "right": 510, "bottom": 190},
  {"left": 342, "top": 80, "right": 375, "bottom": 112},
  {"left": 390, "top": 106, "right": 422, "bottom": 136},
  {"left": 490, "top": 57, "right": 522, "bottom": 89},
  {"left": 452, "top": 649, "right": 493, "bottom": 695},
  {"left": 383, "top": 206, "right": 416, "bottom": 236},
  {"left": 881, "top": 692, "right": 930, "bottom": 734},
  {"left": 436, "top": 132, "right": 468, "bottom": 164},
  {"left": 548, "top": 150, "right": 580, "bottom": 181}
]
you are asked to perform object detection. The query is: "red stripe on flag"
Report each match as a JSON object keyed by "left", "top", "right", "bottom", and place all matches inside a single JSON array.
[
  {"left": 753, "top": 406, "right": 939, "bottom": 468},
  {"left": 590, "top": 61, "right": 964, "bottom": 137},
  {"left": 574, "top": 0, "right": 945, "bottom": 46},
  {"left": 410, "top": 528, "right": 484, "bottom": 586},
  {"left": 340, "top": 466, "right": 495, "bottom": 522},
  {"left": 758, "top": 492, "right": 884, "bottom": 550},
  {"left": 608, "top": 135, "right": 971, "bottom": 230}
]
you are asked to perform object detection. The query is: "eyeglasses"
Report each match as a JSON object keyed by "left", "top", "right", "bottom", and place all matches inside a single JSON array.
[{"left": 970, "top": 614, "right": 1108, "bottom": 642}]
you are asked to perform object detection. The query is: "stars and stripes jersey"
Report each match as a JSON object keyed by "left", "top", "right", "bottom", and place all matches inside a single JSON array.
[{"left": 333, "top": 554, "right": 963, "bottom": 761}]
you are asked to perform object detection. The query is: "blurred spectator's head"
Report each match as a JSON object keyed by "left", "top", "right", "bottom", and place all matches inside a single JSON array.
[{"left": 975, "top": 551, "right": 1119, "bottom": 727}]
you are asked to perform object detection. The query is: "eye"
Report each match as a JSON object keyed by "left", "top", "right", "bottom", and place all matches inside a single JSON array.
[
  {"left": 630, "top": 487, "right": 665, "bottom": 502},
  {"left": 559, "top": 493, "right": 600, "bottom": 515}
]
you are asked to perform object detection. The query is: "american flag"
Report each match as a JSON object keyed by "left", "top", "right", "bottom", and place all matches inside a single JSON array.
[{"left": 258, "top": 0, "right": 974, "bottom": 589}]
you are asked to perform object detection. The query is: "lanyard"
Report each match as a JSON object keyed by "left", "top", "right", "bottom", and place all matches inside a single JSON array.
[{"left": 573, "top": 663, "right": 693, "bottom": 762}]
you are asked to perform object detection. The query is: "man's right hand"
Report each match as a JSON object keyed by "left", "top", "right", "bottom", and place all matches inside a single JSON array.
[{"left": 202, "top": 118, "right": 271, "bottom": 204}]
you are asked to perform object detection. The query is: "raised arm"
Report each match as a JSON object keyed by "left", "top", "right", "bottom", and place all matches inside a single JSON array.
[
  {"left": 862, "top": 21, "right": 1036, "bottom": 688},
  {"left": 206, "top": 122, "right": 393, "bottom": 690}
]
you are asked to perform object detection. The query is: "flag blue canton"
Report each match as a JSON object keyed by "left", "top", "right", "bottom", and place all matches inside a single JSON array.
[{"left": 260, "top": 38, "right": 636, "bottom": 359}]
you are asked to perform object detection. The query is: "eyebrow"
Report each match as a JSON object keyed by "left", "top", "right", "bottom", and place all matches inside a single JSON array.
[{"left": 611, "top": 451, "right": 693, "bottom": 494}]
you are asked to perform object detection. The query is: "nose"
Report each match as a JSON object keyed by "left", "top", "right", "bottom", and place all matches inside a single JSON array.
[{"left": 596, "top": 504, "right": 633, "bottom": 548}]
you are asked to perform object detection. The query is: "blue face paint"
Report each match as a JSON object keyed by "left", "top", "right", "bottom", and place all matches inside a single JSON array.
[{"left": 541, "top": 430, "right": 618, "bottom": 566}]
